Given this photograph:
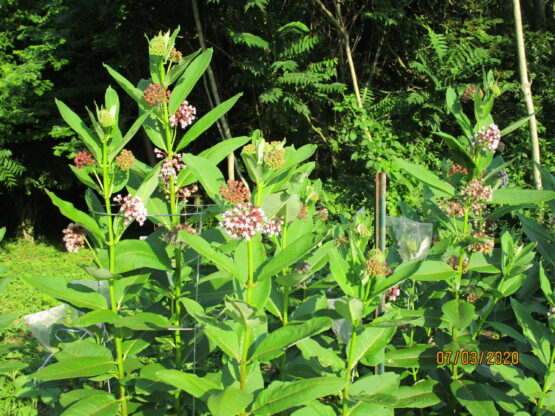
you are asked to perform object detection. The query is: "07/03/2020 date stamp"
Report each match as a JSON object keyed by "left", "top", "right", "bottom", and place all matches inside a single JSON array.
[{"left": 436, "top": 350, "right": 519, "bottom": 366}]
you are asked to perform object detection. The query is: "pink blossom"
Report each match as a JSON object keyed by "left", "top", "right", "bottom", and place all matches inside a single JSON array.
[
  {"left": 62, "top": 223, "right": 86, "bottom": 253},
  {"left": 262, "top": 216, "right": 284, "bottom": 237},
  {"left": 385, "top": 286, "right": 401, "bottom": 302},
  {"left": 472, "top": 124, "right": 501, "bottom": 153},
  {"left": 113, "top": 194, "right": 147, "bottom": 226},
  {"left": 170, "top": 101, "right": 196, "bottom": 129},
  {"left": 219, "top": 203, "right": 267, "bottom": 241}
]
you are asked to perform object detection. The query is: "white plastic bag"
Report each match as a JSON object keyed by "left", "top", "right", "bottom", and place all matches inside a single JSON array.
[{"left": 387, "top": 216, "right": 433, "bottom": 262}]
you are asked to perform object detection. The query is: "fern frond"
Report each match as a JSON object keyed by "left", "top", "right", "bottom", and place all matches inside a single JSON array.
[
  {"left": 269, "top": 60, "right": 298, "bottom": 73},
  {"left": 0, "top": 149, "right": 25, "bottom": 188},
  {"left": 425, "top": 25, "right": 448, "bottom": 62},
  {"left": 277, "top": 72, "right": 324, "bottom": 86},
  {"left": 259, "top": 88, "right": 284, "bottom": 104},
  {"left": 227, "top": 30, "right": 269, "bottom": 50}
]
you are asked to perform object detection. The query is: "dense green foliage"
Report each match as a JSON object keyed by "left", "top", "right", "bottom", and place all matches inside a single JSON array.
[{"left": 0, "top": 0, "right": 553, "bottom": 238}]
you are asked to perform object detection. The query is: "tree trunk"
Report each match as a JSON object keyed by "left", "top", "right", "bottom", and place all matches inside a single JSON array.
[
  {"left": 192, "top": 0, "right": 235, "bottom": 181},
  {"left": 513, "top": 0, "right": 543, "bottom": 189}
]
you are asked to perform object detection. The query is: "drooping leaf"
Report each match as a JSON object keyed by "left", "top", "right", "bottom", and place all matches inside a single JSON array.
[
  {"left": 61, "top": 393, "right": 119, "bottom": 416},
  {"left": 20, "top": 275, "right": 108, "bottom": 310},
  {"left": 395, "top": 379, "right": 441, "bottom": 408},
  {"left": 156, "top": 369, "right": 221, "bottom": 398},
  {"left": 451, "top": 379, "right": 498, "bottom": 416},
  {"left": 112, "top": 239, "right": 171, "bottom": 273},
  {"left": 250, "top": 317, "right": 333, "bottom": 361},
  {"left": 395, "top": 158, "right": 455, "bottom": 196},
  {"left": 35, "top": 357, "right": 115, "bottom": 381},
  {"left": 207, "top": 386, "right": 253, "bottom": 416},
  {"left": 249, "top": 377, "right": 346, "bottom": 415}
]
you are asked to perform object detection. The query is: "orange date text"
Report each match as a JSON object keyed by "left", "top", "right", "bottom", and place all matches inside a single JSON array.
[{"left": 435, "top": 350, "right": 519, "bottom": 366}]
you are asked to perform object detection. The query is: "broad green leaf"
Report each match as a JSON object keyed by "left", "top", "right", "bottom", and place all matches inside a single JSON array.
[
  {"left": 384, "top": 345, "right": 438, "bottom": 369},
  {"left": 177, "top": 93, "right": 243, "bottom": 152},
  {"left": 350, "top": 326, "right": 396, "bottom": 370},
  {"left": 181, "top": 154, "right": 225, "bottom": 202},
  {"left": 169, "top": 49, "right": 213, "bottom": 114},
  {"left": 46, "top": 190, "right": 105, "bottom": 244},
  {"left": 395, "top": 379, "right": 441, "bottom": 408},
  {"left": 207, "top": 386, "right": 253, "bottom": 416},
  {"left": 56, "top": 340, "right": 113, "bottom": 361},
  {"left": 114, "top": 273, "right": 149, "bottom": 308},
  {"left": 491, "top": 189, "right": 555, "bottom": 205},
  {"left": 198, "top": 136, "right": 251, "bottom": 166},
  {"left": 487, "top": 365, "right": 542, "bottom": 400},
  {"left": 371, "top": 308, "right": 450, "bottom": 329},
  {"left": 74, "top": 310, "right": 118, "bottom": 327},
  {"left": 55, "top": 99, "right": 101, "bottom": 161},
  {"left": 329, "top": 247, "right": 356, "bottom": 297},
  {"left": 166, "top": 49, "right": 202, "bottom": 85},
  {"left": 69, "top": 165, "right": 101, "bottom": 192},
  {"left": 395, "top": 158, "right": 455, "bottom": 196},
  {"left": 35, "top": 357, "right": 114, "bottom": 381},
  {"left": 433, "top": 132, "right": 476, "bottom": 174},
  {"left": 103, "top": 64, "right": 144, "bottom": 104},
  {"left": 451, "top": 379, "right": 498, "bottom": 416},
  {"left": 372, "top": 260, "right": 422, "bottom": 295},
  {"left": 249, "top": 377, "right": 346, "bottom": 415},
  {"left": 290, "top": 401, "right": 336, "bottom": 416},
  {"left": 115, "top": 312, "right": 171, "bottom": 330},
  {"left": 518, "top": 214, "right": 555, "bottom": 265},
  {"left": 296, "top": 338, "right": 345, "bottom": 371},
  {"left": 59, "top": 389, "right": 112, "bottom": 408},
  {"left": 442, "top": 299, "right": 475, "bottom": 330},
  {"left": 122, "top": 338, "right": 150, "bottom": 358},
  {"left": 410, "top": 260, "right": 456, "bottom": 282},
  {"left": 481, "top": 384, "right": 526, "bottom": 414},
  {"left": 156, "top": 369, "right": 221, "bottom": 398},
  {"left": 61, "top": 393, "right": 119, "bottom": 416},
  {"left": 257, "top": 233, "right": 316, "bottom": 281},
  {"left": 178, "top": 232, "right": 243, "bottom": 282},
  {"left": 350, "top": 372, "right": 400, "bottom": 397},
  {"left": 205, "top": 324, "right": 242, "bottom": 361},
  {"left": 20, "top": 275, "right": 108, "bottom": 310},
  {"left": 113, "top": 239, "right": 171, "bottom": 273},
  {"left": 250, "top": 317, "right": 333, "bottom": 361},
  {"left": 511, "top": 298, "right": 552, "bottom": 366}
]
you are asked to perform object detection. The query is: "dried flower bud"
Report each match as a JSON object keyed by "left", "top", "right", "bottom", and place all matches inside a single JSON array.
[
  {"left": 469, "top": 233, "right": 494, "bottom": 254},
  {"left": 169, "top": 48, "right": 182, "bottom": 63},
  {"left": 115, "top": 149, "right": 135, "bottom": 171},
  {"left": 449, "top": 162, "right": 468, "bottom": 176},
  {"left": 385, "top": 286, "right": 401, "bottom": 302},
  {"left": 439, "top": 198, "right": 465, "bottom": 217},
  {"left": 74, "top": 151, "right": 95, "bottom": 169},
  {"left": 315, "top": 208, "right": 328, "bottom": 221},
  {"left": 462, "top": 179, "right": 493, "bottom": 202},
  {"left": 334, "top": 236, "right": 348, "bottom": 247}
]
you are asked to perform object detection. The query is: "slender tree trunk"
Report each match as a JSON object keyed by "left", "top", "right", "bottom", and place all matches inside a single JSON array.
[
  {"left": 192, "top": 0, "right": 235, "bottom": 181},
  {"left": 312, "top": 0, "right": 372, "bottom": 142},
  {"left": 513, "top": 0, "right": 542, "bottom": 189}
]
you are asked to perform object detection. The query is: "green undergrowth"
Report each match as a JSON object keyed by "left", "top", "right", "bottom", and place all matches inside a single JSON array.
[{"left": 0, "top": 239, "right": 92, "bottom": 321}]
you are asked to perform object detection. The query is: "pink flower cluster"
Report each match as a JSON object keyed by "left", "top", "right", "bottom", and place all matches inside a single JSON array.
[
  {"left": 155, "top": 148, "right": 186, "bottom": 186},
  {"left": 62, "top": 223, "right": 86, "bottom": 253},
  {"left": 472, "top": 124, "right": 501, "bottom": 153},
  {"left": 220, "top": 180, "right": 251, "bottom": 205},
  {"left": 462, "top": 179, "right": 493, "bottom": 202},
  {"left": 263, "top": 216, "right": 285, "bottom": 237},
  {"left": 113, "top": 194, "right": 147, "bottom": 226},
  {"left": 144, "top": 83, "right": 170, "bottom": 107},
  {"left": 170, "top": 100, "right": 196, "bottom": 129},
  {"left": 385, "top": 286, "right": 401, "bottom": 302},
  {"left": 219, "top": 203, "right": 284, "bottom": 240},
  {"left": 74, "top": 151, "right": 95, "bottom": 169}
]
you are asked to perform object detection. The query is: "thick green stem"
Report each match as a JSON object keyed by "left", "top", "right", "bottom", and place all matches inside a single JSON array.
[
  {"left": 102, "top": 138, "right": 128, "bottom": 416},
  {"left": 342, "top": 320, "right": 359, "bottom": 416},
  {"left": 454, "top": 206, "right": 470, "bottom": 299},
  {"left": 240, "top": 239, "right": 256, "bottom": 391}
]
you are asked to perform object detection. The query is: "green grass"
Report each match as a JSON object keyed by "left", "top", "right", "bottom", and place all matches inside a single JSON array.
[
  {"left": 1, "top": 239, "right": 93, "bottom": 319},
  {"left": 0, "top": 239, "right": 94, "bottom": 414}
]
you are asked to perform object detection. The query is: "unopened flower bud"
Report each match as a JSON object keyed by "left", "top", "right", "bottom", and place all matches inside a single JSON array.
[
  {"left": 98, "top": 110, "right": 115, "bottom": 128},
  {"left": 115, "top": 149, "right": 135, "bottom": 171},
  {"left": 149, "top": 35, "right": 168, "bottom": 57}
]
